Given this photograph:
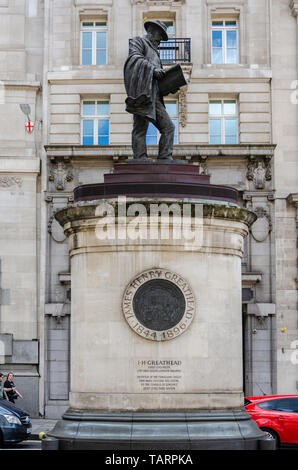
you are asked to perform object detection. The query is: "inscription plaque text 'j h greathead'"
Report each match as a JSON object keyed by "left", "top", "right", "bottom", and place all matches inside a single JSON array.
[{"left": 122, "top": 268, "right": 195, "bottom": 341}]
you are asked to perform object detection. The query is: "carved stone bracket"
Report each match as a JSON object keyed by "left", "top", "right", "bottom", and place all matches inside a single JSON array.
[
  {"left": 45, "top": 192, "right": 74, "bottom": 204},
  {"left": 49, "top": 161, "right": 74, "bottom": 191},
  {"left": 45, "top": 302, "right": 70, "bottom": 324},
  {"left": 246, "top": 156, "right": 272, "bottom": 189}
]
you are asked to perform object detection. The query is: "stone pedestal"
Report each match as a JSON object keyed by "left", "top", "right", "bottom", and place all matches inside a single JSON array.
[{"left": 44, "top": 163, "right": 272, "bottom": 450}]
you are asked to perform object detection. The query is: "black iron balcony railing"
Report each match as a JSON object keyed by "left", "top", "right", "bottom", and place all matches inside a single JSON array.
[{"left": 159, "top": 38, "right": 191, "bottom": 63}]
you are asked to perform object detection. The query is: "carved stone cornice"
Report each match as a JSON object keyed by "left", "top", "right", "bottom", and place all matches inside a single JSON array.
[
  {"left": 45, "top": 144, "right": 276, "bottom": 163},
  {"left": 131, "top": 0, "right": 185, "bottom": 5},
  {"left": 74, "top": 0, "right": 113, "bottom": 11}
]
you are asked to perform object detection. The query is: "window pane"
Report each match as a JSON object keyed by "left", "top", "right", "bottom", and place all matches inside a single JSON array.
[
  {"left": 98, "top": 118, "right": 109, "bottom": 145},
  {"left": 83, "top": 101, "right": 95, "bottom": 116},
  {"left": 96, "top": 50, "right": 106, "bottom": 65},
  {"left": 82, "top": 119, "right": 94, "bottom": 145},
  {"left": 146, "top": 135, "right": 158, "bottom": 145},
  {"left": 212, "top": 30, "right": 222, "bottom": 47},
  {"left": 225, "top": 135, "right": 237, "bottom": 144},
  {"left": 98, "top": 136, "right": 109, "bottom": 145},
  {"left": 212, "top": 21, "right": 223, "bottom": 27},
  {"left": 96, "top": 31, "right": 106, "bottom": 49},
  {"left": 165, "top": 101, "right": 177, "bottom": 116},
  {"left": 223, "top": 100, "right": 236, "bottom": 115},
  {"left": 225, "top": 119, "right": 237, "bottom": 135},
  {"left": 210, "top": 119, "right": 221, "bottom": 135},
  {"left": 146, "top": 122, "right": 158, "bottom": 145},
  {"left": 164, "top": 21, "right": 174, "bottom": 36},
  {"left": 210, "top": 135, "right": 221, "bottom": 144},
  {"left": 212, "top": 48, "right": 222, "bottom": 64},
  {"left": 83, "top": 136, "right": 94, "bottom": 145},
  {"left": 209, "top": 101, "right": 222, "bottom": 115},
  {"left": 227, "top": 48, "right": 237, "bottom": 64},
  {"left": 225, "top": 21, "right": 237, "bottom": 26},
  {"left": 172, "top": 119, "right": 178, "bottom": 144},
  {"left": 227, "top": 30, "right": 237, "bottom": 48},
  {"left": 82, "top": 32, "right": 92, "bottom": 48},
  {"left": 97, "top": 102, "right": 110, "bottom": 116},
  {"left": 147, "top": 122, "right": 157, "bottom": 134},
  {"left": 82, "top": 22, "right": 94, "bottom": 28},
  {"left": 95, "top": 22, "right": 107, "bottom": 27},
  {"left": 98, "top": 119, "right": 109, "bottom": 135},
  {"left": 82, "top": 50, "right": 92, "bottom": 65},
  {"left": 83, "top": 119, "right": 94, "bottom": 135}
]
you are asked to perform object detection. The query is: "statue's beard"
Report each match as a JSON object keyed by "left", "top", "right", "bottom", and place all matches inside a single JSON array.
[
  {"left": 147, "top": 34, "right": 161, "bottom": 48},
  {"left": 151, "top": 39, "right": 160, "bottom": 47}
]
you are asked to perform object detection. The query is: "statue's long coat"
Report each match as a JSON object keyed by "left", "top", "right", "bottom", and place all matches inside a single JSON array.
[{"left": 124, "top": 36, "right": 164, "bottom": 124}]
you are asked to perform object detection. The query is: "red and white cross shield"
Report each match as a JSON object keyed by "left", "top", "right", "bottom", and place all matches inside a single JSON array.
[{"left": 25, "top": 121, "right": 34, "bottom": 133}]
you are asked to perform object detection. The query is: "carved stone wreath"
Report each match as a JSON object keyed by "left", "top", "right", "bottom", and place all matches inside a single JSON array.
[{"left": 0, "top": 176, "right": 23, "bottom": 188}]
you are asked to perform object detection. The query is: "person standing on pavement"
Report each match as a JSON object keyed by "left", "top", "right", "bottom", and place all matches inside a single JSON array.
[
  {"left": 0, "top": 373, "right": 8, "bottom": 400},
  {"left": 4, "top": 372, "right": 23, "bottom": 403}
]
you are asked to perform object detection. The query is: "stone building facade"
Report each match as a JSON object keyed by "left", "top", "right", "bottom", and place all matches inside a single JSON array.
[{"left": 0, "top": 0, "right": 297, "bottom": 418}]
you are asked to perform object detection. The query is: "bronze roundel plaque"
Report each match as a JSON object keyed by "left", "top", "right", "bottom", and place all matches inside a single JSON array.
[{"left": 122, "top": 268, "right": 195, "bottom": 341}]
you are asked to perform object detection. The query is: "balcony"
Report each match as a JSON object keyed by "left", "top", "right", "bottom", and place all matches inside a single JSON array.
[{"left": 159, "top": 38, "right": 191, "bottom": 63}]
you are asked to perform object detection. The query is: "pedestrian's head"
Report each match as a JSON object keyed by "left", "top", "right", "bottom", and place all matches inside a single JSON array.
[
  {"left": 0, "top": 373, "right": 4, "bottom": 382},
  {"left": 7, "top": 372, "right": 14, "bottom": 381}
]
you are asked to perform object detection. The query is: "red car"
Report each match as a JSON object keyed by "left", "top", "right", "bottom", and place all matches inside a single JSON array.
[{"left": 245, "top": 395, "right": 298, "bottom": 448}]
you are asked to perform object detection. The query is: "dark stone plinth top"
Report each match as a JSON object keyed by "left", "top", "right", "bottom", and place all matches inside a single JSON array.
[
  {"left": 104, "top": 163, "right": 210, "bottom": 186},
  {"left": 74, "top": 162, "right": 239, "bottom": 205},
  {"left": 113, "top": 163, "right": 202, "bottom": 175}
]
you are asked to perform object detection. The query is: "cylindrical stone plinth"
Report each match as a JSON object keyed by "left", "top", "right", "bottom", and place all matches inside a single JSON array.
[{"left": 44, "top": 197, "right": 273, "bottom": 449}]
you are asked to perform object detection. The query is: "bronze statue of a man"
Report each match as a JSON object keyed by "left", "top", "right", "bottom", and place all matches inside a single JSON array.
[{"left": 124, "top": 20, "right": 177, "bottom": 161}]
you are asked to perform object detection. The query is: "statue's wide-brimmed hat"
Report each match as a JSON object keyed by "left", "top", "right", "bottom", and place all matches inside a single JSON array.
[{"left": 144, "top": 20, "right": 168, "bottom": 41}]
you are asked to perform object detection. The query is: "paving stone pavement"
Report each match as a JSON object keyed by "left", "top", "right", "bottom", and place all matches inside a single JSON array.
[{"left": 30, "top": 419, "right": 57, "bottom": 439}]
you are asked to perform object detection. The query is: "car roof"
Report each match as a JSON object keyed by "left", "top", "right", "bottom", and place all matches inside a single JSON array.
[{"left": 245, "top": 395, "right": 298, "bottom": 402}]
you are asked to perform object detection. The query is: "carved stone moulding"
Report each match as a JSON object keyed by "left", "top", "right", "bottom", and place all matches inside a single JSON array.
[
  {"left": 131, "top": 0, "right": 185, "bottom": 5},
  {"left": 0, "top": 175, "right": 23, "bottom": 188},
  {"left": 250, "top": 207, "right": 272, "bottom": 242},
  {"left": 48, "top": 215, "right": 67, "bottom": 243}
]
